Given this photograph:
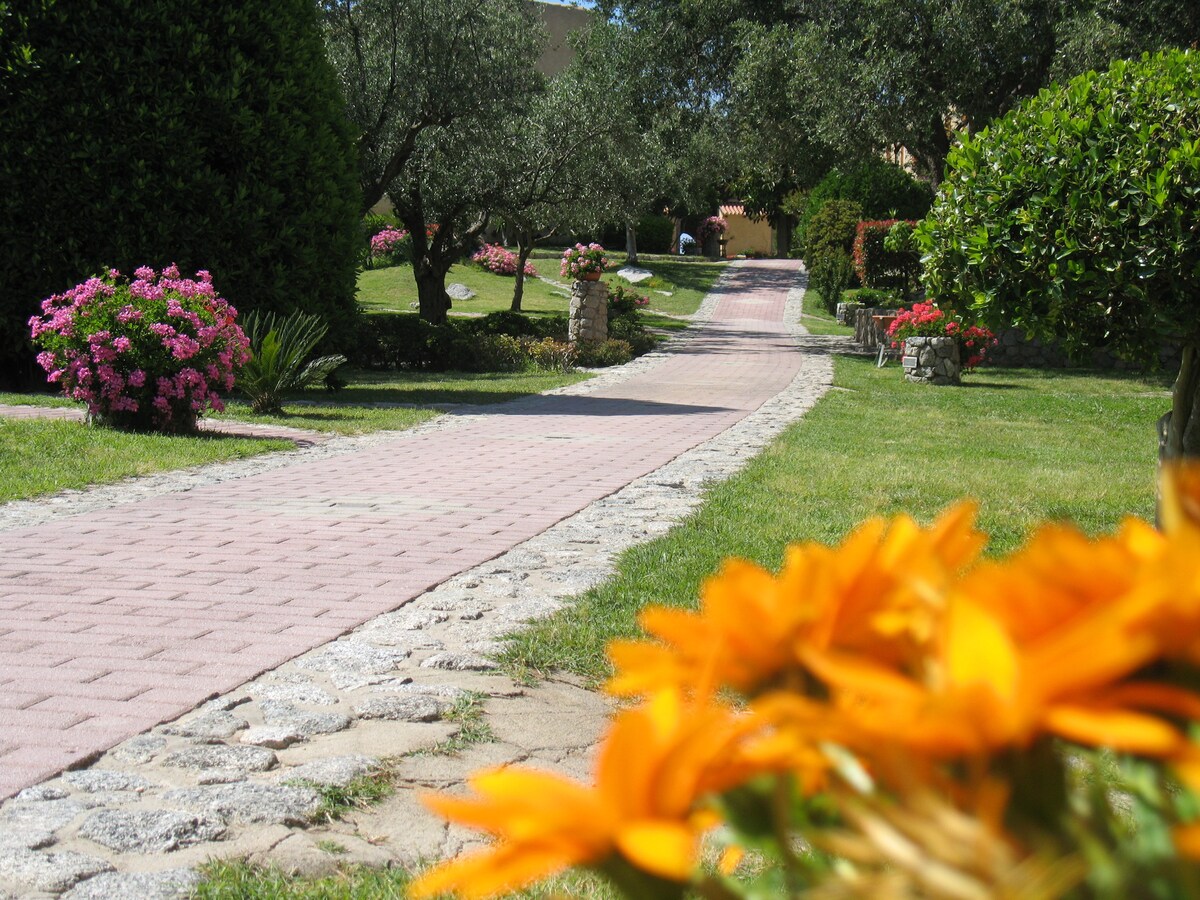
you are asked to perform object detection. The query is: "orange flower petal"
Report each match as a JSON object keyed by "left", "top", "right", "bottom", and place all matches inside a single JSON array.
[
  {"left": 615, "top": 821, "right": 699, "bottom": 881},
  {"left": 409, "top": 843, "right": 578, "bottom": 900},
  {"left": 1043, "top": 704, "right": 1185, "bottom": 755}
]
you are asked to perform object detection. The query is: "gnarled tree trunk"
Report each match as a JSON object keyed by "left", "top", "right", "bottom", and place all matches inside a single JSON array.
[
  {"left": 414, "top": 255, "right": 452, "bottom": 324},
  {"left": 511, "top": 230, "right": 534, "bottom": 312},
  {"left": 625, "top": 222, "right": 638, "bottom": 265}
]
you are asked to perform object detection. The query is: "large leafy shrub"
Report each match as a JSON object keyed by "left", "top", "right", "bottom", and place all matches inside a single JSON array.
[
  {"left": 0, "top": 0, "right": 360, "bottom": 386},
  {"left": 29, "top": 266, "right": 249, "bottom": 433},
  {"left": 796, "top": 158, "right": 933, "bottom": 251},
  {"left": 807, "top": 252, "right": 856, "bottom": 314},
  {"left": 919, "top": 48, "right": 1200, "bottom": 456}
]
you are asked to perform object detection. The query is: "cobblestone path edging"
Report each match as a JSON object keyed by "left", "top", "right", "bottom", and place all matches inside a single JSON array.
[{"left": 0, "top": 266, "right": 843, "bottom": 898}]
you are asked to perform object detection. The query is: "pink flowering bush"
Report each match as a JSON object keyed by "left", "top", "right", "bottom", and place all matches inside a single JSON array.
[
  {"left": 28, "top": 265, "right": 250, "bottom": 433},
  {"left": 560, "top": 243, "right": 608, "bottom": 280},
  {"left": 607, "top": 284, "right": 650, "bottom": 322},
  {"left": 887, "top": 301, "right": 997, "bottom": 371},
  {"left": 370, "top": 227, "right": 410, "bottom": 266},
  {"left": 471, "top": 244, "right": 537, "bottom": 277},
  {"left": 697, "top": 215, "right": 728, "bottom": 242}
]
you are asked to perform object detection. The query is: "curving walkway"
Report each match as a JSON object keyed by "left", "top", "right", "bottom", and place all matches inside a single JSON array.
[{"left": 0, "top": 259, "right": 806, "bottom": 801}]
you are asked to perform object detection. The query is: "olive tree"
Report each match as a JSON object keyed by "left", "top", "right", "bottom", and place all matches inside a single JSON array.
[
  {"left": 322, "top": 0, "right": 543, "bottom": 323},
  {"left": 919, "top": 49, "right": 1200, "bottom": 456}
]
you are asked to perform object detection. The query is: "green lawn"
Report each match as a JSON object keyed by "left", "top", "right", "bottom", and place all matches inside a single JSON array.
[
  {"left": 358, "top": 261, "right": 570, "bottom": 318},
  {"left": 195, "top": 859, "right": 620, "bottom": 900},
  {"left": 501, "top": 356, "right": 1167, "bottom": 683},
  {"left": 0, "top": 418, "right": 292, "bottom": 502},
  {"left": 603, "top": 255, "right": 729, "bottom": 317},
  {"left": 358, "top": 255, "right": 728, "bottom": 321},
  {"left": 797, "top": 292, "right": 854, "bottom": 336}
]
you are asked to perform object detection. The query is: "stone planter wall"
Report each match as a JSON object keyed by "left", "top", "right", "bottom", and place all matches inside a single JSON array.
[
  {"left": 569, "top": 279, "right": 608, "bottom": 343},
  {"left": 903, "top": 336, "right": 960, "bottom": 385},
  {"left": 853, "top": 307, "right": 896, "bottom": 349},
  {"left": 836, "top": 301, "right": 864, "bottom": 326}
]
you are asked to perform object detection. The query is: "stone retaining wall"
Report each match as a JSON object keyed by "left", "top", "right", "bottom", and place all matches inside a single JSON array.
[{"left": 986, "top": 326, "right": 1181, "bottom": 372}]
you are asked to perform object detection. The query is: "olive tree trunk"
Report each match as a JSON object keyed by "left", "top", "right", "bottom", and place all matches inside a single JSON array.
[
  {"left": 625, "top": 222, "right": 639, "bottom": 265},
  {"left": 511, "top": 231, "right": 535, "bottom": 312},
  {"left": 414, "top": 255, "right": 452, "bottom": 324}
]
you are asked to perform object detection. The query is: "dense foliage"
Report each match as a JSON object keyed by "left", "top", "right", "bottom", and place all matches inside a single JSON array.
[
  {"left": 920, "top": 49, "right": 1200, "bottom": 455},
  {"left": 796, "top": 158, "right": 933, "bottom": 252},
  {"left": 853, "top": 220, "right": 920, "bottom": 293},
  {"left": 1, "top": 0, "right": 360, "bottom": 385},
  {"left": 802, "top": 200, "right": 862, "bottom": 263}
]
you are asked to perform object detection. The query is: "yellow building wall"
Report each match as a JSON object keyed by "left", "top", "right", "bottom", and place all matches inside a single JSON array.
[{"left": 722, "top": 214, "right": 774, "bottom": 257}]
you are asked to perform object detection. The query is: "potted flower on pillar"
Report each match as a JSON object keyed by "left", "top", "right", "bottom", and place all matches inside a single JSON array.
[
  {"left": 560, "top": 243, "right": 608, "bottom": 281},
  {"left": 886, "top": 301, "right": 996, "bottom": 385}
]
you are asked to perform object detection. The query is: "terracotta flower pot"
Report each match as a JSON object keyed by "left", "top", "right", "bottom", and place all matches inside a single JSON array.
[{"left": 581, "top": 271, "right": 602, "bottom": 282}]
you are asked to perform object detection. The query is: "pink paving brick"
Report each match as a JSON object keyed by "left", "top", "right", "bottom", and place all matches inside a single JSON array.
[{"left": 0, "top": 260, "right": 806, "bottom": 798}]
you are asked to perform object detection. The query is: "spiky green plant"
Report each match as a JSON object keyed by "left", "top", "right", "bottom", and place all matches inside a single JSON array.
[{"left": 238, "top": 310, "right": 346, "bottom": 414}]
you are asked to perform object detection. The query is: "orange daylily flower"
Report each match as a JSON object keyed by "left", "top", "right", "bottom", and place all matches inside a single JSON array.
[
  {"left": 410, "top": 691, "right": 798, "bottom": 899},
  {"left": 607, "top": 502, "right": 985, "bottom": 699}
]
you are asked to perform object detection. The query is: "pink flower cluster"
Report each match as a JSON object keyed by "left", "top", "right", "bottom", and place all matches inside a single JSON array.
[
  {"left": 697, "top": 215, "right": 728, "bottom": 242},
  {"left": 471, "top": 244, "right": 537, "bottom": 277},
  {"left": 887, "top": 301, "right": 997, "bottom": 372},
  {"left": 370, "top": 227, "right": 409, "bottom": 257},
  {"left": 560, "top": 243, "right": 607, "bottom": 280},
  {"left": 29, "top": 265, "right": 250, "bottom": 432}
]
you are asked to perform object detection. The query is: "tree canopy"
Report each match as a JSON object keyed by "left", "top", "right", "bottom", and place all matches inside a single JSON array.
[{"left": 919, "top": 48, "right": 1200, "bottom": 455}]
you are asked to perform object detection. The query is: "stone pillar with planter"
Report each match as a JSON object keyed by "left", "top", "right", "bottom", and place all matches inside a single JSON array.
[
  {"left": 902, "top": 336, "right": 961, "bottom": 385},
  {"left": 569, "top": 278, "right": 608, "bottom": 343}
]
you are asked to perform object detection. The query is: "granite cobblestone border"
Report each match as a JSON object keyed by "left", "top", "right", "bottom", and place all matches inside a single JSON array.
[{"left": 0, "top": 266, "right": 843, "bottom": 896}]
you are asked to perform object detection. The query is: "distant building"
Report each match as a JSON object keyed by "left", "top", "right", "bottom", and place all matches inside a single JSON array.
[
  {"left": 718, "top": 204, "right": 774, "bottom": 257},
  {"left": 529, "top": 1, "right": 592, "bottom": 76}
]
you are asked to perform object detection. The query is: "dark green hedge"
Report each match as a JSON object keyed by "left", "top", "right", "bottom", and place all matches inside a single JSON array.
[
  {"left": 0, "top": 0, "right": 360, "bottom": 385},
  {"left": 796, "top": 158, "right": 932, "bottom": 253}
]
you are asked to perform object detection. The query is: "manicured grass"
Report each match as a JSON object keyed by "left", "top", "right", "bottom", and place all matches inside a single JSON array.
[
  {"left": 4, "top": 371, "right": 590, "bottom": 438},
  {"left": 603, "top": 255, "right": 729, "bottom": 317},
  {"left": 358, "top": 262, "right": 569, "bottom": 318},
  {"left": 358, "top": 255, "right": 727, "bottom": 321},
  {"left": 500, "top": 356, "right": 1167, "bottom": 683},
  {"left": 0, "top": 418, "right": 291, "bottom": 502},
  {"left": 215, "top": 370, "right": 587, "bottom": 435},
  {"left": 195, "top": 859, "right": 620, "bottom": 900},
  {"left": 0, "top": 391, "right": 77, "bottom": 408},
  {"left": 797, "top": 294, "right": 854, "bottom": 336}
]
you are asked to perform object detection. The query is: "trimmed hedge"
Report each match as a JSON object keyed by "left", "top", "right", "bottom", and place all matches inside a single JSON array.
[
  {"left": 796, "top": 158, "right": 933, "bottom": 252},
  {"left": 0, "top": 0, "right": 360, "bottom": 386},
  {"left": 803, "top": 200, "right": 863, "bottom": 262},
  {"left": 853, "top": 220, "right": 920, "bottom": 292}
]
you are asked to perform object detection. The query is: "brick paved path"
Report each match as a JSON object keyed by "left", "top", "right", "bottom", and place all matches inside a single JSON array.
[{"left": 0, "top": 259, "right": 803, "bottom": 799}]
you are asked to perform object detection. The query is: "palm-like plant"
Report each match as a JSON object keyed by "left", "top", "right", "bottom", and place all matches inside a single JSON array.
[{"left": 238, "top": 310, "right": 346, "bottom": 414}]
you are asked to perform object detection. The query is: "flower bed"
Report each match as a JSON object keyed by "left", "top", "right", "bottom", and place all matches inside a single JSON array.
[
  {"left": 471, "top": 243, "right": 537, "bottom": 277},
  {"left": 29, "top": 266, "right": 249, "bottom": 432}
]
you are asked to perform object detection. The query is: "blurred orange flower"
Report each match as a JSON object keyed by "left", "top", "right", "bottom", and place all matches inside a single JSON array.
[
  {"left": 409, "top": 691, "right": 793, "bottom": 899},
  {"left": 607, "top": 503, "right": 985, "bottom": 699}
]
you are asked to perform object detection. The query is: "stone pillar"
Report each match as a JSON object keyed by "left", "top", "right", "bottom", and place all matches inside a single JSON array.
[
  {"left": 902, "top": 336, "right": 961, "bottom": 385},
  {"left": 569, "top": 279, "right": 608, "bottom": 343}
]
